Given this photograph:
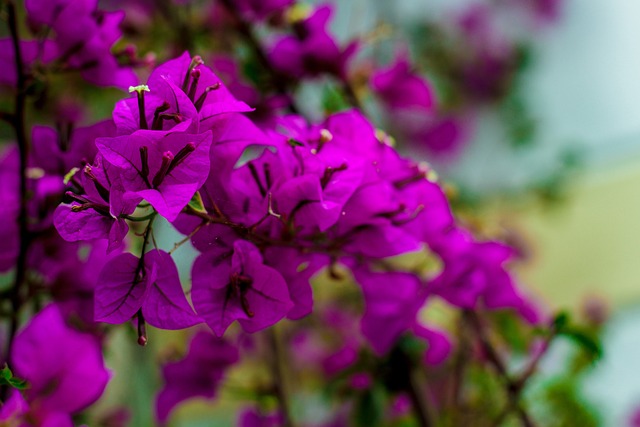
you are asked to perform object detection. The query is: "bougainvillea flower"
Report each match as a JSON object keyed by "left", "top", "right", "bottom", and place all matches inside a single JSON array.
[
  {"left": 269, "top": 4, "right": 358, "bottom": 79},
  {"left": 96, "top": 131, "right": 213, "bottom": 221},
  {"left": 266, "top": 130, "right": 366, "bottom": 233},
  {"left": 411, "top": 115, "right": 470, "bottom": 157},
  {"left": 455, "top": 4, "right": 515, "bottom": 102},
  {"left": 95, "top": 250, "right": 200, "bottom": 328},
  {"left": 146, "top": 51, "right": 251, "bottom": 121},
  {"left": 94, "top": 252, "right": 157, "bottom": 324},
  {"left": 113, "top": 82, "right": 197, "bottom": 135},
  {"left": 142, "top": 250, "right": 202, "bottom": 329},
  {"left": 263, "top": 247, "right": 327, "bottom": 320},
  {"left": 429, "top": 229, "right": 498, "bottom": 308},
  {"left": 512, "top": 0, "right": 562, "bottom": 24},
  {"left": 49, "top": 240, "right": 112, "bottom": 325},
  {"left": 355, "top": 269, "right": 424, "bottom": 355},
  {"left": 0, "top": 39, "right": 57, "bottom": 87},
  {"left": 192, "top": 239, "right": 293, "bottom": 336},
  {"left": 322, "top": 340, "right": 359, "bottom": 376},
  {"left": 30, "top": 120, "right": 115, "bottom": 175},
  {"left": 335, "top": 181, "right": 422, "bottom": 258},
  {"left": 156, "top": 331, "right": 239, "bottom": 423},
  {"left": 0, "top": 389, "right": 80, "bottom": 427},
  {"left": 25, "top": 0, "right": 90, "bottom": 29},
  {"left": 25, "top": 0, "right": 138, "bottom": 89},
  {"left": 54, "top": 155, "right": 138, "bottom": 252},
  {"left": 396, "top": 176, "right": 454, "bottom": 245},
  {"left": 412, "top": 324, "right": 452, "bottom": 365},
  {"left": 11, "top": 304, "right": 110, "bottom": 422},
  {"left": 0, "top": 390, "right": 29, "bottom": 424},
  {"left": 371, "top": 53, "right": 435, "bottom": 112},
  {"left": 430, "top": 228, "right": 539, "bottom": 323}
]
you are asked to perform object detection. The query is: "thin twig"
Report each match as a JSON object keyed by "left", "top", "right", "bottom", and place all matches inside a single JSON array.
[
  {"left": 450, "top": 313, "right": 470, "bottom": 423},
  {"left": 341, "top": 79, "right": 363, "bottom": 111},
  {"left": 407, "top": 368, "right": 433, "bottom": 427},
  {"left": 513, "top": 326, "right": 558, "bottom": 390},
  {"left": 168, "top": 220, "right": 205, "bottom": 254},
  {"left": 464, "top": 310, "right": 537, "bottom": 427},
  {"left": 132, "top": 214, "right": 157, "bottom": 346},
  {"left": 2, "top": 1, "right": 30, "bottom": 402},
  {"left": 267, "top": 327, "right": 295, "bottom": 427},
  {"left": 0, "top": 110, "right": 15, "bottom": 124}
]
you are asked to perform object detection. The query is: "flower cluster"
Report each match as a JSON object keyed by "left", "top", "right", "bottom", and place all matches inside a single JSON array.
[
  {"left": 0, "top": 0, "right": 137, "bottom": 90},
  {"left": 0, "top": 0, "right": 588, "bottom": 425},
  {"left": 52, "top": 53, "right": 536, "bottom": 348}
]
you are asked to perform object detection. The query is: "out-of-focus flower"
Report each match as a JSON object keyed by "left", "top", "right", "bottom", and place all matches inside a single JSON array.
[
  {"left": 4, "top": 304, "right": 110, "bottom": 425},
  {"left": 269, "top": 4, "right": 358, "bottom": 79},
  {"left": 156, "top": 331, "right": 239, "bottom": 423},
  {"left": 24, "top": 0, "right": 138, "bottom": 89},
  {"left": 430, "top": 228, "right": 539, "bottom": 323},
  {"left": 237, "top": 407, "right": 282, "bottom": 427},
  {"left": 371, "top": 53, "right": 435, "bottom": 112}
]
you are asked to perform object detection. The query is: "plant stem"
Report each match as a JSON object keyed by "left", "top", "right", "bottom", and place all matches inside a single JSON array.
[
  {"left": 407, "top": 368, "right": 432, "bottom": 427},
  {"left": 464, "top": 310, "right": 537, "bottom": 427},
  {"left": 133, "top": 213, "right": 156, "bottom": 346},
  {"left": 2, "top": 0, "right": 30, "bottom": 398},
  {"left": 268, "top": 327, "right": 294, "bottom": 427},
  {"left": 341, "top": 79, "right": 363, "bottom": 111},
  {"left": 450, "top": 313, "right": 470, "bottom": 424}
]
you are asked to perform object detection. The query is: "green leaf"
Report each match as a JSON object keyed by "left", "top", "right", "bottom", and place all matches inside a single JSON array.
[
  {"left": 552, "top": 311, "right": 570, "bottom": 331},
  {"left": 8, "top": 377, "right": 28, "bottom": 390},
  {"left": 0, "top": 364, "right": 12, "bottom": 380},
  {"left": 560, "top": 328, "right": 603, "bottom": 361},
  {"left": 322, "top": 86, "right": 350, "bottom": 114},
  {"left": 0, "top": 365, "right": 28, "bottom": 390},
  {"left": 188, "top": 191, "right": 207, "bottom": 214},
  {"left": 398, "top": 335, "right": 425, "bottom": 357}
]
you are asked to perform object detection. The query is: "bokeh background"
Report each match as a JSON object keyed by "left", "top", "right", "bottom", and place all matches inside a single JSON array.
[
  {"left": 310, "top": 0, "right": 640, "bottom": 425},
  {"left": 362, "top": 0, "right": 640, "bottom": 425}
]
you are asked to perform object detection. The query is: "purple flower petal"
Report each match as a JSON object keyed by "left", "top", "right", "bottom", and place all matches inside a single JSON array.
[
  {"left": 95, "top": 253, "right": 157, "bottom": 323},
  {"left": 96, "top": 131, "right": 213, "bottom": 221},
  {"left": 156, "top": 331, "right": 238, "bottom": 422},
  {"left": 142, "top": 250, "right": 201, "bottom": 329},
  {"left": 54, "top": 203, "right": 116, "bottom": 243},
  {"left": 192, "top": 240, "right": 292, "bottom": 336},
  {"left": 12, "top": 304, "right": 110, "bottom": 415},
  {"left": 355, "top": 269, "right": 423, "bottom": 355}
]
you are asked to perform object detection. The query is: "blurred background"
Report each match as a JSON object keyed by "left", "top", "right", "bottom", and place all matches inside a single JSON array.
[{"left": 327, "top": 0, "right": 640, "bottom": 425}]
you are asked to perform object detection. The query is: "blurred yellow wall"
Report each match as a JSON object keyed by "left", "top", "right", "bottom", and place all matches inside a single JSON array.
[{"left": 518, "top": 158, "right": 640, "bottom": 312}]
